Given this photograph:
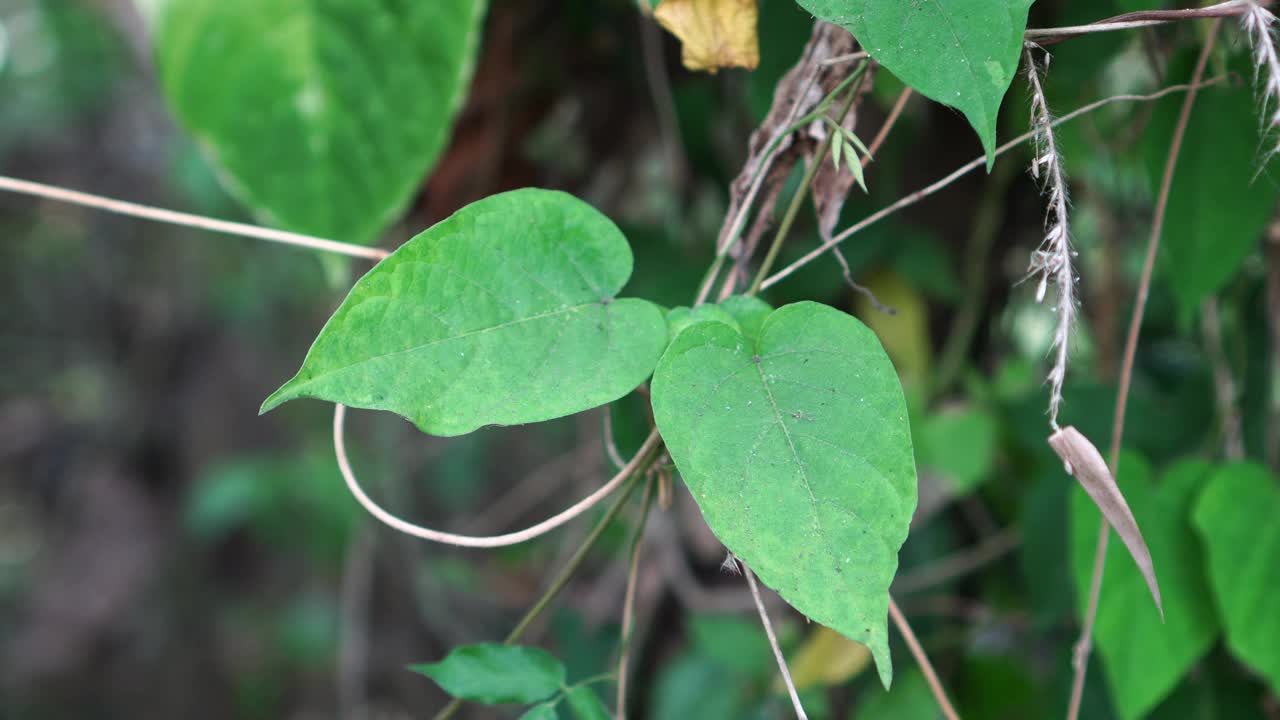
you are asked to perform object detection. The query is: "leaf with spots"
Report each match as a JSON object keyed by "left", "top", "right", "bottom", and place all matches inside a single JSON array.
[
  {"left": 262, "top": 189, "right": 669, "bottom": 436},
  {"left": 651, "top": 301, "right": 918, "bottom": 687},
  {"left": 794, "top": 0, "right": 1033, "bottom": 165},
  {"left": 149, "top": 0, "right": 485, "bottom": 244}
]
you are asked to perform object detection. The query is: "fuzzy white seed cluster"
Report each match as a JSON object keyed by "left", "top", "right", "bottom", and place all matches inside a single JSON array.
[
  {"left": 1024, "top": 47, "right": 1076, "bottom": 430},
  {"left": 1245, "top": 1, "right": 1280, "bottom": 156}
]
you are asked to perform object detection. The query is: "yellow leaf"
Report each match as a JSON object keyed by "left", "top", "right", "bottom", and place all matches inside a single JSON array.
[
  {"left": 775, "top": 625, "right": 871, "bottom": 692},
  {"left": 857, "top": 270, "right": 931, "bottom": 389},
  {"left": 654, "top": 0, "right": 759, "bottom": 73}
]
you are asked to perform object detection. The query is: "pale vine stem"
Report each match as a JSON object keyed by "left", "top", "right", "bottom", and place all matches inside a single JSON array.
[
  {"left": 1024, "top": 44, "right": 1076, "bottom": 430},
  {"left": 615, "top": 475, "right": 656, "bottom": 720},
  {"left": 333, "top": 404, "right": 662, "bottom": 548},
  {"left": 888, "top": 597, "right": 961, "bottom": 720},
  {"left": 1201, "top": 299, "right": 1246, "bottom": 460},
  {"left": 742, "top": 563, "right": 808, "bottom": 720},
  {"left": 1066, "top": 21, "right": 1222, "bottom": 720},
  {"left": 760, "top": 77, "right": 1229, "bottom": 292},
  {"left": 0, "top": 175, "right": 389, "bottom": 260}
]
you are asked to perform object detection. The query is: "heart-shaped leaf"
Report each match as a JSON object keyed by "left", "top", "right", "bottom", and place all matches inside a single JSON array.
[
  {"left": 794, "top": 0, "right": 1032, "bottom": 164},
  {"left": 1071, "top": 455, "right": 1219, "bottom": 720},
  {"left": 150, "top": 0, "right": 485, "bottom": 244},
  {"left": 262, "top": 189, "right": 668, "bottom": 436},
  {"left": 651, "top": 301, "right": 918, "bottom": 687},
  {"left": 410, "top": 643, "right": 566, "bottom": 705},
  {"left": 1193, "top": 463, "right": 1280, "bottom": 696}
]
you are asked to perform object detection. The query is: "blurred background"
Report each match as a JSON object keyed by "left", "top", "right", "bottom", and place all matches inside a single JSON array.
[{"left": 2, "top": 0, "right": 1277, "bottom": 718}]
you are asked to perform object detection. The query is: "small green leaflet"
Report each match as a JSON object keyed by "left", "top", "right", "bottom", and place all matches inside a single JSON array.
[
  {"left": 563, "top": 686, "right": 611, "bottom": 720},
  {"left": 795, "top": 0, "right": 1032, "bottom": 165},
  {"left": 1070, "top": 455, "right": 1219, "bottom": 720},
  {"left": 518, "top": 704, "right": 560, "bottom": 719},
  {"left": 149, "top": 0, "right": 485, "bottom": 245},
  {"left": 651, "top": 301, "right": 918, "bottom": 688},
  {"left": 410, "top": 643, "right": 566, "bottom": 705},
  {"left": 1193, "top": 463, "right": 1280, "bottom": 696},
  {"left": 262, "top": 189, "right": 668, "bottom": 436}
]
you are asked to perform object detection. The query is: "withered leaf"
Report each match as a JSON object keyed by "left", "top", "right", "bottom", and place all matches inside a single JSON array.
[
  {"left": 654, "top": 0, "right": 759, "bottom": 73},
  {"left": 1049, "top": 425, "right": 1164, "bottom": 618}
]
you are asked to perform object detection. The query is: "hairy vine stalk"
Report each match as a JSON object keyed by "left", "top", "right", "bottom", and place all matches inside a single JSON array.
[
  {"left": 1244, "top": 0, "right": 1280, "bottom": 154},
  {"left": 1024, "top": 46, "right": 1076, "bottom": 429}
]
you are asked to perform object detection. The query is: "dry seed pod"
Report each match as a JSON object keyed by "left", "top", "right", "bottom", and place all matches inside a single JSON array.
[{"left": 1048, "top": 425, "right": 1164, "bottom": 619}]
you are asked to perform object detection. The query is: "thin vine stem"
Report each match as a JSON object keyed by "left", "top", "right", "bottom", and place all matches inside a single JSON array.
[
  {"left": 742, "top": 563, "right": 807, "bottom": 720},
  {"left": 1066, "top": 20, "right": 1222, "bottom": 720},
  {"left": 747, "top": 64, "right": 868, "bottom": 296},
  {"left": 0, "top": 175, "right": 389, "bottom": 261},
  {"left": 431, "top": 467, "right": 654, "bottom": 720},
  {"left": 759, "top": 76, "right": 1229, "bottom": 292},
  {"left": 334, "top": 404, "right": 662, "bottom": 548},
  {"left": 889, "top": 597, "right": 961, "bottom": 720},
  {"left": 615, "top": 475, "right": 657, "bottom": 720}
]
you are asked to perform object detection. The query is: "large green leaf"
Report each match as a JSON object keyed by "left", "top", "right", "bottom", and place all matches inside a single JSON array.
[
  {"left": 262, "top": 189, "right": 668, "bottom": 436},
  {"left": 795, "top": 0, "right": 1032, "bottom": 162},
  {"left": 651, "top": 301, "right": 918, "bottom": 687},
  {"left": 410, "top": 643, "right": 565, "bottom": 705},
  {"left": 149, "top": 0, "right": 484, "bottom": 244},
  {"left": 1143, "top": 59, "right": 1280, "bottom": 312},
  {"left": 1070, "top": 455, "right": 1219, "bottom": 720},
  {"left": 1192, "top": 463, "right": 1280, "bottom": 696}
]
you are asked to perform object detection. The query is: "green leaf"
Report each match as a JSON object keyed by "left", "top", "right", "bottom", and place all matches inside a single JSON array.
[
  {"left": 688, "top": 614, "right": 772, "bottom": 675},
  {"left": 1192, "top": 462, "right": 1280, "bottom": 696},
  {"left": 718, "top": 295, "right": 773, "bottom": 343},
  {"left": 519, "top": 703, "right": 561, "bottom": 720},
  {"left": 914, "top": 406, "right": 996, "bottom": 494},
  {"left": 409, "top": 643, "right": 566, "bottom": 705},
  {"left": 1143, "top": 59, "right": 1280, "bottom": 312},
  {"left": 795, "top": 0, "right": 1032, "bottom": 164},
  {"left": 563, "top": 685, "right": 611, "bottom": 720},
  {"left": 651, "top": 301, "right": 918, "bottom": 688},
  {"left": 666, "top": 304, "right": 741, "bottom": 344},
  {"left": 150, "top": 0, "right": 485, "bottom": 244},
  {"left": 262, "top": 189, "right": 668, "bottom": 436},
  {"left": 832, "top": 130, "right": 845, "bottom": 170},
  {"left": 1070, "top": 455, "right": 1219, "bottom": 720}
]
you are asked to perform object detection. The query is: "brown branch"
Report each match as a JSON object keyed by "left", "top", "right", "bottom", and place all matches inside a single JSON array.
[
  {"left": 761, "top": 76, "right": 1229, "bottom": 292},
  {"left": 1066, "top": 21, "right": 1222, "bottom": 720},
  {"left": 889, "top": 597, "right": 961, "bottom": 720}
]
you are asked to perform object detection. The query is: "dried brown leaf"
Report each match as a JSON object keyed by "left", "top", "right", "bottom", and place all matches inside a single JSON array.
[
  {"left": 654, "top": 0, "right": 759, "bottom": 73},
  {"left": 1049, "top": 425, "right": 1164, "bottom": 619}
]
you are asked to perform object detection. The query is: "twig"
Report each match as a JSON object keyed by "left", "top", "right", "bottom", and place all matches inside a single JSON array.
[
  {"left": 337, "top": 527, "right": 375, "bottom": 718},
  {"left": 432, "top": 469, "right": 652, "bottom": 720},
  {"left": 333, "top": 404, "right": 662, "bottom": 548},
  {"left": 1024, "top": 45, "right": 1077, "bottom": 430},
  {"left": 0, "top": 175, "right": 389, "bottom": 261},
  {"left": 1201, "top": 298, "right": 1246, "bottom": 460},
  {"left": 888, "top": 597, "right": 961, "bottom": 720},
  {"left": 932, "top": 160, "right": 1019, "bottom": 398},
  {"left": 747, "top": 65, "right": 869, "bottom": 295},
  {"left": 760, "top": 76, "right": 1229, "bottom": 291},
  {"left": 1066, "top": 22, "right": 1222, "bottom": 720},
  {"left": 742, "top": 562, "right": 807, "bottom": 720},
  {"left": 602, "top": 405, "right": 628, "bottom": 470},
  {"left": 892, "top": 529, "right": 1022, "bottom": 595},
  {"left": 616, "top": 476, "right": 657, "bottom": 720},
  {"left": 1267, "top": 229, "right": 1280, "bottom": 469},
  {"left": 1025, "top": 0, "right": 1250, "bottom": 43},
  {"left": 639, "top": 11, "right": 689, "bottom": 188}
]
